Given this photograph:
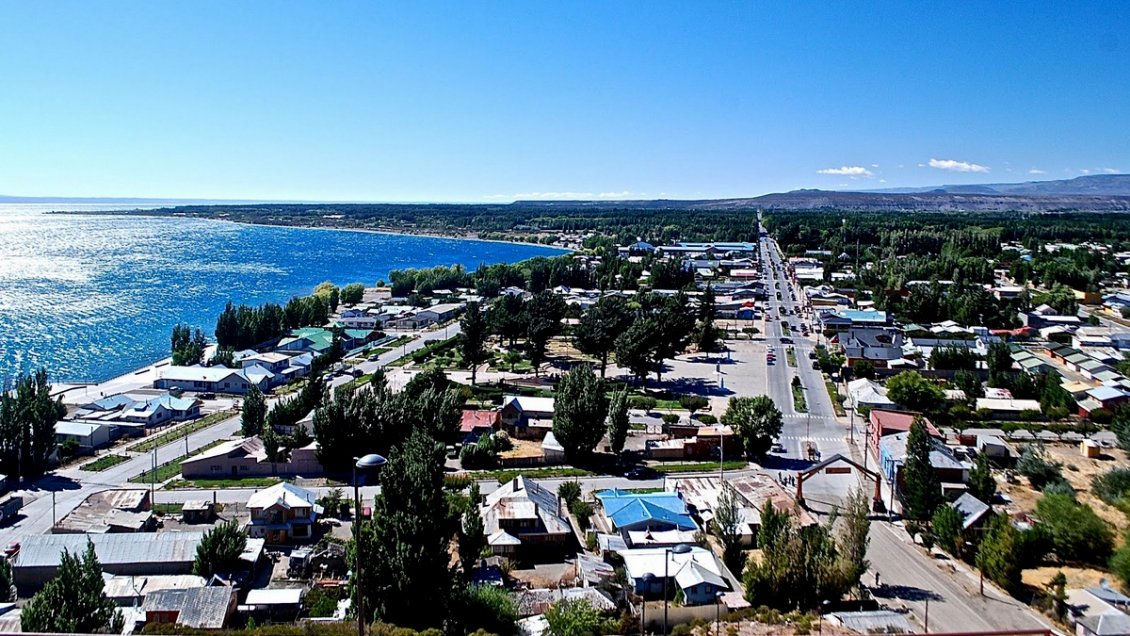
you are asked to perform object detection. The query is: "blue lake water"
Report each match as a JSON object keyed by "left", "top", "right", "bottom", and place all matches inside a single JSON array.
[{"left": 0, "top": 204, "right": 565, "bottom": 385}]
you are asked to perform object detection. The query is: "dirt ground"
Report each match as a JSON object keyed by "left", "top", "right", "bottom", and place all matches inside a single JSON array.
[{"left": 500, "top": 438, "right": 545, "bottom": 459}]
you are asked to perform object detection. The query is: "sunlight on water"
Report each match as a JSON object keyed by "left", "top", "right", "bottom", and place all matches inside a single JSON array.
[{"left": 0, "top": 204, "right": 563, "bottom": 384}]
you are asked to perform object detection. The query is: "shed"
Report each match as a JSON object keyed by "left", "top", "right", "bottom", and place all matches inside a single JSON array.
[{"left": 142, "top": 585, "right": 237, "bottom": 630}]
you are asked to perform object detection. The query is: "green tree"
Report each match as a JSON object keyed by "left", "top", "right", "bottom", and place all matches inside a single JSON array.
[
  {"left": 1112, "top": 407, "right": 1130, "bottom": 452},
  {"left": 1111, "top": 529, "right": 1130, "bottom": 592},
  {"left": 456, "top": 584, "right": 519, "bottom": 636},
  {"left": 902, "top": 417, "right": 943, "bottom": 520},
  {"left": 552, "top": 365, "right": 609, "bottom": 462},
  {"left": 525, "top": 291, "right": 566, "bottom": 376},
  {"left": 1035, "top": 493, "right": 1113, "bottom": 565},
  {"left": 986, "top": 341, "right": 1014, "bottom": 387},
  {"left": 458, "top": 508, "right": 487, "bottom": 576},
  {"left": 170, "top": 323, "right": 208, "bottom": 366},
  {"left": 340, "top": 282, "right": 366, "bottom": 305},
  {"left": 743, "top": 503, "right": 846, "bottom": 611},
  {"left": 458, "top": 302, "right": 491, "bottom": 385},
  {"left": 557, "top": 481, "right": 582, "bottom": 506},
  {"left": 605, "top": 388, "right": 630, "bottom": 456},
  {"left": 614, "top": 320, "right": 655, "bottom": 384},
  {"left": 713, "top": 483, "right": 745, "bottom": 574},
  {"left": 193, "top": 520, "right": 248, "bottom": 578},
  {"left": 0, "top": 558, "right": 11, "bottom": 602},
  {"left": 968, "top": 452, "right": 996, "bottom": 503},
  {"left": 21, "top": 541, "right": 123, "bottom": 634},
  {"left": 0, "top": 369, "right": 67, "bottom": 479},
  {"left": 544, "top": 598, "right": 608, "bottom": 636},
  {"left": 977, "top": 515, "right": 1024, "bottom": 594},
  {"left": 313, "top": 281, "right": 340, "bottom": 312},
  {"left": 241, "top": 384, "right": 267, "bottom": 437},
  {"left": 932, "top": 505, "right": 964, "bottom": 556},
  {"left": 694, "top": 284, "right": 722, "bottom": 353},
  {"left": 1016, "top": 445, "right": 1065, "bottom": 490},
  {"left": 353, "top": 429, "right": 454, "bottom": 628},
  {"left": 886, "top": 371, "right": 945, "bottom": 413},
  {"left": 262, "top": 425, "right": 288, "bottom": 465},
  {"left": 490, "top": 293, "right": 527, "bottom": 348},
  {"left": 721, "top": 395, "right": 782, "bottom": 458},
  {"left": 574, "top": 295, "right": 633, "bottom": 378},
  {"left": 836, "top": 488, "right": 871, "bottom": 591},
  {"left": 851, "top": 359, "right": 876, "bottom": 380},
  {"left": 679, "top": 394, "right": 709, "bottom": 414}
]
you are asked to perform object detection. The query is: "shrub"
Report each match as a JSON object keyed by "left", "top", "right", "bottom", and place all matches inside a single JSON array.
[
  {"left": 1090, "top": 408, "right": 1115, "bottom": 424},
  {"left": 696, "top": 414, "right": 718, "bottom": 425},
  {"left": 1093, "top": 468, "right": 1130, "bottom": 505},
  {"left": 1017, "top": 445, "right": 1066, "bottom": 491},
  {"left": 570, "top": 500, "right": 594, "bottom": 529},
  {"left": 629, "top": 396, "right": 658, "bottom": 412},
  {"left": 1019, "top": 409, "right": 1042, "bottom": 421},
  {"left": 661, "top": 413, "right": 680, "bottom": 425},
  {"left": 679, "top": 395, "right": 710, "bottom": 414},
  {"left": 1035, "top": 493, "right": 1114, "bottom": 565},
  {"left": 557, "top": 481, "right": 582, "bottom": 505}
]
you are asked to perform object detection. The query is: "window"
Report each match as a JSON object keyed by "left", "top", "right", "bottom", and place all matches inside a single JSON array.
[
  {"left": 241, "top": 465, "right": 249, "bottom": 471},
  {"left": 211, "top": 466, "right": 222, "bottom": 473}
]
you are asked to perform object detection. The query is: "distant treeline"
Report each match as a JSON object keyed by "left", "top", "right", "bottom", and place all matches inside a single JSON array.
[
  {"left": 88, "top": 202, "right": 762, "bottom": 245},
  {"left": 214, "top": 293, "right": 333, "bottom": 350}
]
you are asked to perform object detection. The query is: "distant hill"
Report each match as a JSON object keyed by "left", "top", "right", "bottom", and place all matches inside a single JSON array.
[{"left": 863, "top": 173, "right": 1130, "bottom": 196}]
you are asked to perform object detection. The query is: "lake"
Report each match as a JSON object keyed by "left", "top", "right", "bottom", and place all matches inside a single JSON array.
[{"left": 0, "top": 204, "right": 565, "bottom": 385}]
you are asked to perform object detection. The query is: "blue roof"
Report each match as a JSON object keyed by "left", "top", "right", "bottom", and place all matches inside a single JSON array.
[{"left": 596, "top": 490, "right": 696, "bottom": 531}]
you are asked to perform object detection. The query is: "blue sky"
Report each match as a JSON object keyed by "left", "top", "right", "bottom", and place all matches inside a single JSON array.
[{"left": 1, "top": 2, "right": 1127, "bottom": 202}]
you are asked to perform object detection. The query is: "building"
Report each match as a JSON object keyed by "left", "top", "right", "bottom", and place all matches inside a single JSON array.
[
  {"left": 845, "top": 378, "right": 896, "bottom": 412},
  {"left": 950, "top": 493, "right": 993, "bottom": 531},
  {"left": 142, "top": 585, "right": 238, "bottom": 630},
  {"left": 104, "top": 575, "right": 207, "bottom": 607},
  {"left": 841, "top": 327, "right": 905, "bottom": 368},
  {"left": 974, "top": 397, "right": 1043, "bottom": 418},
  {"left": 241, "top": 588, "right": 306, "bottom": 622},
  {"left": 415, "top": 302, "right": 463, "bottom": 325},
  {"left": 78, "top": 392, "right": 202, "bottom": 428},
  {"left": 819, "top": 309, "right": 891, "bottom": 334},
  {"left": 595, "top": 489, "right": 697, "bottom": 537},
  {"left": 13, "top": 532, "right": 205, "bottom": 593},
  {"left": 54, "top": 489, "right": 154, "bottom": 534},
  {"left": 500, "top": 395, "right": 555, "bottom": 439},
  {"left": 618, "top": 546, "right": 729, "bottom": 605},
  {"left": 867, "top": 410, "right": 938, "bottom": 462},
  {"left": 879, "top": 431, "right": 968, "bottom": 498},
  {"left": 1077, "top": 613, "right": 1130, "bottom": 636},
  {"left": 669, "top": 474, "right": 815, "bottom": 547},
  {"left": 55, "top": 420, "right": 113, "bottom": 451},
  {"left": 480, "top": 477, "right": 571, "bottom": 558},
  {"left": 180, "top": 436, "right": 324, "bottom": 478},
  {"left": 154, "top": 366, "right": 268, "bottom": 395},
  {"left": 460, "top": 409, "right": 500, "bottom": 441},
  {"left": 246, "top": 482, "right": 322, "bottom": 544}
]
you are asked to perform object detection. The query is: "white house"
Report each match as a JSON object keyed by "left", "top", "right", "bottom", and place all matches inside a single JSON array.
[
  {"left": 56, "top": 421, "right": 112, "bottom": 451},
  {"left": 154, "top": 366, "right": 269, "bottom": 395}
]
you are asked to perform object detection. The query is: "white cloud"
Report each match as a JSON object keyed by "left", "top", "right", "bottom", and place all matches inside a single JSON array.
[
  {"left": 482, "top": 190, "right": 637, "bottom": 201},
  {"left": 928, "top": 158, "right": 990, "bottom": 173},
  {"left": 871, "top": 164, "right": 880, "bottom": 168},
  {"left": 1028, "top": 168, "right": 1046, "bottom": 175},
  {"left": 879, "top": 179, "right": 887, "bottom": 183},
  {"left": 1081, "top": 169, "right": 1091, "bottom": 175},
  {"left": 817, "top": 165, "right": 873, "bottom": 177},
  {"left": 1104, "top": 168, "right": 1120, "bottom": 174},
  {"left": 597, "top": 191, "right": 633, "bottom": 198}
]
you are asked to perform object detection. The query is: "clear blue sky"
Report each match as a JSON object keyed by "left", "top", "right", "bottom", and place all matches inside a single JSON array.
[{"left": 1, "top": 2, "right": 1127, "bottom": 202}]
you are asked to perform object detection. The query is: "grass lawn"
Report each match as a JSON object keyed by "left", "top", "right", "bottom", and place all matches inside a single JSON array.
[
  {"left": 152, "top": 503, "right": 184, "bottom": 516},
  {"left": 654, "top": 460, "right": 748, "bottom": 474},
  {"left": 786, "top": 347, "right": 797, "bottom": 367},
  {"left": 825, "top": 380, "right": 846, "bottom": 417},
  {"left": 128, "top": 410, "right": 236, "bottom": 453},
  {"left": 79, "top": 454, "right": 129, "bottom": 472},
  {"left": 470, "top": 467, "right": 594, "bottom": 484},
  {"left": 165, "top": 476, "right": 282, "bottom": 490},
  {"left": 792, "top": 384, "right": 808, "bottom": 413}
]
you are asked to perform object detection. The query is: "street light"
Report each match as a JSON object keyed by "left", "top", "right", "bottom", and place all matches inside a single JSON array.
[
  {"left": 663, "top": 543, "right": 693, "bottom": 635},
  {"left": 714, "top": 591, "right": 725, "bottom": 636},
  {"left": 353, "top": 453, "right": 387, "bottom": 636},
  {"left": 640, "top": 573, "right": 655, "bottom": 636}
]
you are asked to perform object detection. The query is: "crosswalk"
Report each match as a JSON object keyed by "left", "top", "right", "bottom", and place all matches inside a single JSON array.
[
  {"left": 782, "top": 413, "right": 824, "bottom": 420},
  {"left": 780, "top": 435, "right": 843, "bottom": 443}
]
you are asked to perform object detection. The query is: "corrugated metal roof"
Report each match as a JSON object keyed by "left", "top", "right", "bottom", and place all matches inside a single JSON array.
[
  {"left": 142, "top": 586, "right": 235, "bottom": 629},
  {"left": 15, "top": 532, "right": 204, "bottom": 569}
]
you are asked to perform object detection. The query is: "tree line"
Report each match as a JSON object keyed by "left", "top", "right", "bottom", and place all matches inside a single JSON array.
[{"left": 0, "top": 370, "right": 66, "bottom": 480}]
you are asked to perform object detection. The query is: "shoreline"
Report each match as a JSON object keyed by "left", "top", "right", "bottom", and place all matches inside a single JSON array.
[{"left": 50, "top": 208, "right": 575, "bottom": 253}]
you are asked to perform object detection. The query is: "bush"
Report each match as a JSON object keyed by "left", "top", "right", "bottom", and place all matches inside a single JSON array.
[
  {"left": 1035, "top": 493, "right": 1114, "bottom": 565},
  {"left": 1019, "top": 409, "right": 1042, "bottom": 421},
  {"left": 1017, "top": 445, "right": 1066, "bottom": 491},
  {"left": 661, "top": 413, "right": 680, "bottom": 425},
  {"left": 679, "top": 395, "right": 709, "bottom": 413},
  {"left": 1090, "top": 408, "right": 1115, "bottom": 424},
  {"left": 629, "top": 396, "right": 658, "bottom": 412},
  {"left": 570, "top": 500, "right": 594, "bottom": 529},
  {"left": 557, "top": 481, "right": 582, "bottom": 505},
  {"left": 1093, "top": 468, "right": 1130, "bottom": 505},
  {"left": 696, "top": 414, "right": 718, "bottom": 425}
]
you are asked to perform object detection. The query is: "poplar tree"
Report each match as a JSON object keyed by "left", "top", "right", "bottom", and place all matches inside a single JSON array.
[
  {"left": 903, "top": 417, "right": 942, "bottom": 520},
  {"left": 22, "top": 542, "right": 123, "bottom": 634},
  {"left": 458, "top": 302, "right": 490, "bottom": 385},
  {"left": 551, "top": 365, "right": 609, "bottom": 462},
  {"left": 605, "top": 388, "right": 630, "bottom": 456}
]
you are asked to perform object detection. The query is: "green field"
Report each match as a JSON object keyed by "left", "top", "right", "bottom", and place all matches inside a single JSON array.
[
  {"left": 128, "top": 410, "right": 236, "bottom": 453},
  {"left": 825, "top": 380, "right": 846, "bottom": 417},
  {"left": 792, "top": 384, "right": 808, "bottom": 412},
  {"left": 79, "top": 454, "right": 129, "bottom": 472},
  {"left": 654, "top": 460, "right": 748, "bottom": 474},
  {"left": 468, "top": 467, "right": 594, "bottom": 484},
  {"left": 785, "top": 347, "right": 797, "bottom": 367},
  {"left": 165, "top": 476, "right": 282, "bottom": 490}
]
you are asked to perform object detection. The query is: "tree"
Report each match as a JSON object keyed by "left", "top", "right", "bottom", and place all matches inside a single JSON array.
[
  {"left": 456, "top": 584, "right": 519, "bottom": 636},
  {"left": 525, "top": 291, "right": 566, "bottom": 375},
  {"left": 210, "top": 347, "right": 235, "bottom": 367},
  {"left": 886, "top": 371, "right": 945, "bottom": 413},
  {"left": 968, "top": 452, "right": 996, "bottom": 503},
  {"left": 0, "top": 369, "right": 66, "bottom": 479},
  {"left": 170, "top": 323, "right": 208, "bottom": 366},
  {"left": 458, "top": 508, "right": 487, "bottom": 576},
  {"left": 552, "top": 365, "right": 609, "bottom": 462},
  {"left": 932, "top": 505, "right": 964, "bottom": 556},
  {"left": 458, "top": 302, "right": 491, "bottom": 385},
  {"left": 714, "top": 483, "right": 745, "bottom": 575},
  {"left": 340, "top": 282, "right": 366, "bottom": 305},
  {"left": 614, "top": 320, "right": 655, "bottom": 384},
  {"left": 1016, "top": 445, "right": 1066, "bottom": 490},
  {"left": 605, "top": 388, "right": 630, "bottom": 456},
  {"left": 0, "top": 558, "right": 11, "bottom": 602},
  {"left": 1035, "top": 493, "right": 1113, "bottom": 565},
  {"left": 694, "top": 284, "right": 722, "bottom": 353},
  {"left": 902, "top": 417, "right": 943, "bottom": 520},
  {"left": 241, "top": 384, "right": 267, "bottom": 437},
  {"left": 21, "top": 541, "right": 123, "bottom": 634},
  {"left": 544, "top": 598, "right": 608, "bottom": 636},
  {"left": 353, "top": 429, "right": 454, "bottom": 628},
  {"left": 836, "top": 488, "right": 871, "bottom": 591},
  {"left": 1111, "top": 529, "right": 1130, "bottom": 592},
  {"left": 193, "top": 520, "right": 248, "bottom": 578},
  {"left": 313, "top": 281, "right": 340, "bottom": 312},
  {"left": 501, "top": 349, "right": 524, "bottom": 373},
  {"left": 557, "top": 481, "right": 582, "bottom": 506},
  {"left": 851, "top": 359, "right": 876, "bottom": 380},
  {"left": 1112, "top": 407, "right": 1130, "bottom": 451},
  {"left": 721, "top": 395, "right": 782, "bottom": 458},
  {"left": 977, "top": 515, "right": 1024, "bottom": 594},
  {"left": 262, "top": 426, "right": 289, "bottom": 465},
  {"left": 743, "top": 503, "right": 847, "bottom": 611},
  {"left": 679, "top": 394, "right": 709, "bottom": 415},
  {"left": 986, "top": 341, "right": 1014, "bottom": 387},
  {"left": 490, "top": 293, "right": 527, "bottom": 348},
  {"left": 574, "top": 296, "right": 633, "bottom": 378}
]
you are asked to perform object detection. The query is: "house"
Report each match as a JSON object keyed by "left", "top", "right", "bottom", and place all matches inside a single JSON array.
[
  {"left": 845, "top": 378, "right": 896, "bottom": 412},
  {"left": 879, "top": 432, "right": 968, "bottom": 499},
  {"left": 54, "top": 489, "right": 154, "bottom": 534},
  {"left": 142, "top": 585, "right": 238, "bottom": 630},
  {"left": 154, "top": 366, "right": 268, "bottom": 395},
  {"left": 1077, "top": 613, "right": 1130, "bottom": 636},
  {"left": 246, "top": 482, "right": 323, "bottom": 544},
  {"left": 975, "top": 397, "right": 1043, "bottom": 418},
  {"left": 500, "top": 395, "right": 555, "bottom": 439},
  {"left": 819, "top": 309, "right": 891, "bottom": 334},
  {"left": 595, "top": 489, "right": 697, "bottom": 537},
  {"left": 976, "top": 435, "right": 1015, "bottom": 461},
  {"left": 669, "top": 474, "right": 815, "bottom": 547},
  {"left": 1079, "top": 386, "right": 1130, "bottom": 417},
  {"left": 181, "top": 500, "right": 216, "bottom": 524},
  {"left": 118, "top": 395, "right": 203, "bottom": 427},
  {"left": 480, "top": 477, "right": 571, "bottom": 558},
  {"left": 56, "top": 420, "right": 113, "bottom": 451},
  {"left": 841, "top": 327, "right": 905, "bottom": 368},
  {"left": 241, "top": 588, "right": 305, "bottom": 622},
  {"left": 618, "top": 546, "right": 728, "bottom": 605},
  {"left": 180, "top": 436, "right": 324, "bottom": 478},
  {"left": 103, "top": 574, "right": 207, "bottom": 607},
  {"left": 460, "top": 409, "right": 500, "bottom": 441},
  {"left": 828, "top": 610, "right": 914, "bottom": 635},
  {"left": 415, "top": 302, "right": 463, "bottom": 325},
  {"left": 868, "top": 410, "right": 938, "bottom": 462},
  {"left": 13, "top": 532, "right": 205, "bottom": 593},
  {"left": 950, "top": 493, "right": 993, "bottom": 531}
]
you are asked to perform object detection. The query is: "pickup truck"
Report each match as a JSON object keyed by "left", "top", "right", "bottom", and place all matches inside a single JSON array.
[{"left": 0, "top": 494, "right": 24, "bottom": 527}]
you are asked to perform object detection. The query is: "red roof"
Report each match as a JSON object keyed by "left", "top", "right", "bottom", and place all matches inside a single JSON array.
[
  {"left": 869, "top": 409, "right": 940, "bottom": 437},
  {"left": 460, "top": 409, "right": 499, "bottom": 432}
]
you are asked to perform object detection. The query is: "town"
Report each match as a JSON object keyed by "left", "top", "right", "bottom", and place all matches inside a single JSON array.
[{"left": 3, "top": 208, "right": 1130, "bottom": 636}]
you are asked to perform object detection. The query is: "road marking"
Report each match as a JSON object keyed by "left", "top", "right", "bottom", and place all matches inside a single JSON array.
[{"left": 780, "top": 435, "right": 842, "bottom": 442}]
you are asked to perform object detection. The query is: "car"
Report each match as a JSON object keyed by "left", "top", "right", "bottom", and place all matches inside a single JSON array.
[
  {"left": 808, "top": 351, "right": 817, "bottom": 359},
  {"left": 812, "top": 360, "right": 820, "bottom": 370},
  {"left": 4, "top": 542, "right": 19, "bottom": 558},
  {"left": 771, "top": 443, "right": 787, "bottom": 454},
  {"left": 626, "top": 467, "right": 658, "bottom": 480},
  {"left": 198, "top": 392, "right": 216, "bottom": 400},
  {"left": 780, "top": 336, "right": 793, "bottom": 344}
]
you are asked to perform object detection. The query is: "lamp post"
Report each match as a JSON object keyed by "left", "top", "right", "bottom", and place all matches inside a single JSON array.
[
  {"left": 353, "top": 453, "right": 387, "bottom": 636},
  {"left": 714, "top": 591, "right": 725, "bottom": 636},
  {"left": 663, "top": 543, "right": 693, "bottom": 635},
  {"left": 641, "top": 573, "right": 654, "bottom": 636}
]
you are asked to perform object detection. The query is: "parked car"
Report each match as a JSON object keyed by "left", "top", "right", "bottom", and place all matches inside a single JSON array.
[
  {"left": 626, "top": 467, "right": 658, "bottom": 480},
  {"left": 4, "top": 542, "right": 19, "bottom": 558}
]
